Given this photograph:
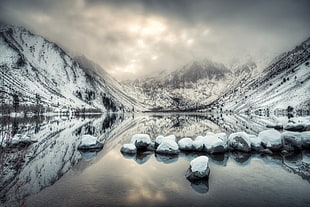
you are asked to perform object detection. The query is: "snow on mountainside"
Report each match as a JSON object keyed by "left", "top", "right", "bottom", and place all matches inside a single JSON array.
[
  {"left": 0, "top": 25, "right": 139, "bottom": 113},
  {"left": 210, "top": 37, "right": 310, "bottom": 115},
  {"left": 123, "top": 59, "right": 257, "bottom": 111}
]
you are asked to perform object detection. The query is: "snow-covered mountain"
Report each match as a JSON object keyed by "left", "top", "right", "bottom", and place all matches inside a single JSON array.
[
  {"left": 209, "top": 37, "right": 310, "bottom": 115},
  {"left": 0, "top": 25, "right": 140, "bottom": 113},
  {"left": 123, "top": 59, "right": 257, "bottom": 111}
]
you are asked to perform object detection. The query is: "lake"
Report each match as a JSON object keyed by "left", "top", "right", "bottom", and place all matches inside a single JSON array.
[{"left": 1, "top": 113, "right": 310, "bottom": 207}]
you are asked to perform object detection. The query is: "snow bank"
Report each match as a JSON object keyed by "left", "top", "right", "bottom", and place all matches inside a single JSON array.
[{"left": 258, "top": 129, "right": 282, "bottom": 151}]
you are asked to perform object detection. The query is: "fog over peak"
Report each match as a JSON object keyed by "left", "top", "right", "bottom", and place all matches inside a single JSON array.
[{"left": 1, "top": 0, "right": 309, "bottom": 80}]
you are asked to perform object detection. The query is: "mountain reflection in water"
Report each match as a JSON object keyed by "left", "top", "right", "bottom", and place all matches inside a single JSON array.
[{"left": 0, "top": 113, "right": 309, "bottom": 207}]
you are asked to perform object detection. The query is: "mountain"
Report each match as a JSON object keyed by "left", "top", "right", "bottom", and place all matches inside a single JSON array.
[
  {"left": 209, "top": 37, "right": 310, "bottom": 115},
  {"left": 0, "top": 25, "right": 139, "bottom": 113},
  {"left": 123, "top": 59, "right": 257, "bottom": 111}
]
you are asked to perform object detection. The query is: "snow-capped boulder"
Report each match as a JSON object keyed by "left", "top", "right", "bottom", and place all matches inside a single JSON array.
[
  {"left": 281, "top": 131, "right": 302, "bottom": 150},
  {"left": 258, "top": 129, "right": 282, "bottom": 151},
  {"left": 193, "top": 136, "right": 207, "bottom": 151},
  {"left": 228, "top": 132, "right": 251, "bottom": 152},
  {"left": 120, "top": 143, "right": 137, "bottom": 154},
  {"left": 155, "top": 135, "right": 176, "bottom": 148},
  {"left": 301, "top": 131, "right": 310, "bottom": 148},
  {"left": 185, "top": 156, "right": 210, "bottom": 180},
  {"left": 204, "top": 134, "right": 227, "bottom": 154},
  {"left": 249, "top": 134, "right": 262, "bottom": 151},
  {"left": 156, "top": 139, "right": 179, "bottom": 154},
  {"left": 78, "top": 135, "right": 103, "bottom": 150},
  {"left": 130, "top": 134, "right": 152, "bottom": 150},
  {"left": 178, "top": 138, "right": 194, "bottom": 151}
]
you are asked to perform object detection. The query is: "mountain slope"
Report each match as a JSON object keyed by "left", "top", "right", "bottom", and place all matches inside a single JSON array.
[
  {"left": 0, "top": 25, "right": 139, "bottom": 113},
  {"left": 123, "top": 59, "right": 257, "bottom": 111},
  {"left": 210, "top": 37, "right": 310, "bottom": 115}
]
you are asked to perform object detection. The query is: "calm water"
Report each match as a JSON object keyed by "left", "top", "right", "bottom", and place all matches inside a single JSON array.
[{"left": 1, "top": 113, "right": 310, "bottom": 207}]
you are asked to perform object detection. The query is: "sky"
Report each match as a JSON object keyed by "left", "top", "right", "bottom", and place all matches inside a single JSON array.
[{"left": 0, "top": 0, "right": 310, "bottom": 80}]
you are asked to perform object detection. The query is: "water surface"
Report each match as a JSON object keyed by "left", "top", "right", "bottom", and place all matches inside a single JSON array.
[{"left": 1, "top": 113, "right": 309, "bottom": 207}]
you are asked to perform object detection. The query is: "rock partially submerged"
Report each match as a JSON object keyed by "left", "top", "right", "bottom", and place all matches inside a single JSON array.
[
  {"left": 204, "top": 134, "right": 227, "bottom": 154},
  {"left": 78, "top": 135, "right": 103, "bottom": 151},
  {"left": 178, "top": 138, "right": 194, "bottom": 151},
  {"left": 120, "top": 143, "right": 137, "bottom": 154},
  {"left": 228, "top": 132, "right": 251, "bottom": 152},
  {"left": 259, "top": 129, "right": 282, "bottom": 151},
  {"left": 249, "top": 134, "right": 263, "bottom": 151},
  {"left": 301, "top": 132, "right": 310, "bottom": 148},
  {"left": 284, "top": 123, "right": 310, "bottom": 132},
  {"left": 131, "top": 134, "right": 153, "bottom": 150},
  {"left": 185, "top": 156, "right": 210, "bottom": 180},
  {"left": 156, "top": 139, "right": 179, "bottom": 154},
  {"left": 155, "top": 135, "right": 176, "bottom": 148},
  {"left": 282, "top": 131, "right": 302, "bottom": 150}
]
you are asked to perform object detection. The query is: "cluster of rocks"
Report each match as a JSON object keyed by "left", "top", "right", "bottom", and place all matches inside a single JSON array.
[
  {"left": 120, "top": 129, "right": 310, "bottom": 192},
  {"left": 121, "top": 130, "right": 310, "bottom": 156},
  {"left": 267, "top": 122, "right": 310, "bottom": 132}
]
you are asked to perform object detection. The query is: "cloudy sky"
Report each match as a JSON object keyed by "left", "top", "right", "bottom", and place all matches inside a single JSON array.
[{"left": 1, "top": 0, "right": 310, "bottom": 80}]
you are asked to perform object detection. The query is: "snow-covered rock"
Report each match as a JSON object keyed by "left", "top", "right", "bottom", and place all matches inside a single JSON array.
[
  {"left": 155, "top": 135, "right": 176, "bottom": 147},
  {"left": 281, "top": 131, "right": 302, "bottom": 150},
  {"left": 301, "top": 131, "right": 310, "bottom": 148},
  {"left": 249, "top": 134, "right": 262, "bottom": 151},
  {"left": 156, "top": 139, "right": 179, "bottom": 154},
  {"left": 215, "top": 132, "right": 228, "bottom": 142},
  {"left": 130, "top": 134, "right": 152, "bottom": 150},
  {"left": 259, "top": 129, "right": 282, "bottom": 151},
  {"left": 204, "top": 134, "right": 227, "bottom": 154},
  {"left": 185, "top": 156, "right": 210, "bottom": 180},
  {"left": 178, "top": 138, "right": 194, "bottom": 151},
  {"left": 78, "top": 135, "right": 103, "bottom": 150},
  {"left": 120, "top": 143, "right": 137, "bottom": 154},
  {"left": 228, "top": 132, "right": 251, "bottom": 152},
  {"left": 193, "top": 136, "right": 207, "bottom": 151}
]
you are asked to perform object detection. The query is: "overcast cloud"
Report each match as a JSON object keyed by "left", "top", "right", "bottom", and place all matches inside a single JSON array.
[{"left": 1, "top": 0, "right": 309, "bottom": 80}]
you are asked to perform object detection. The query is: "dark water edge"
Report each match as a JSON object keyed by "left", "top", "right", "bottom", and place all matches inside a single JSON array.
[{"left": 1, "top": 113, "right": 309, "bottom": 207}]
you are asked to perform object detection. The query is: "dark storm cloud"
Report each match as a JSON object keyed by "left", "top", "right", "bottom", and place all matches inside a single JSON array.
[{"left": 0, "top": 0, "right": 309, "bottom": 80}]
